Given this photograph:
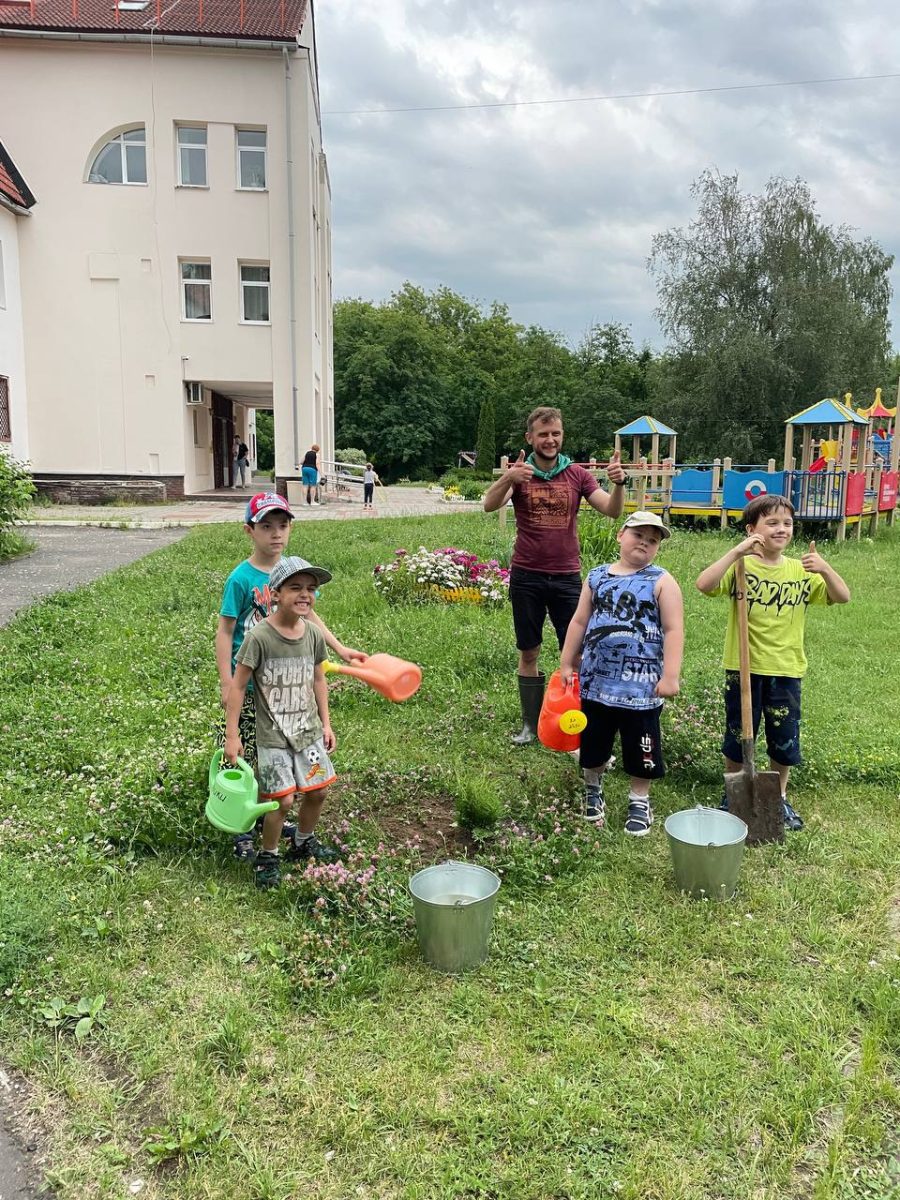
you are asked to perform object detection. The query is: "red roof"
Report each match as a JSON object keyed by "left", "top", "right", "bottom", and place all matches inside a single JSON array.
[
  {"left": 0, "top": 140, "right": 35, "bottom": 210},
  {"left": 0, "top": 0, "right": 308, "bottom": 40}
]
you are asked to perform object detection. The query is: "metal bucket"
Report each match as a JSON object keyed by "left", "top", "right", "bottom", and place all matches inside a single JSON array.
[
  {"left": 664, "top": 806, "right": 748, "bottom": 901},
  {"left": 408, "top": 861, "right": 501, "bottom": 973}
]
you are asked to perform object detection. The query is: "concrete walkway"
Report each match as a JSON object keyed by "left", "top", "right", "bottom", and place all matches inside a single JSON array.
[
  {"left": 0, "top": 525, "right": 188, "bottom": 627},
  {"left": 25, "top": 485, "right": 462, "bottom": 529}
]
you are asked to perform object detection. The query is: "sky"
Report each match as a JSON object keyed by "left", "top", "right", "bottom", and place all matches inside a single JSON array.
[{"left": 315, "top": 0, "right": 900, "bottom": 353}]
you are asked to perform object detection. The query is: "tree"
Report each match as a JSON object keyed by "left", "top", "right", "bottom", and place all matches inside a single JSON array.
[
  {"left": 475, "top": 394, "right": 496, "bottom": 472},
  {"left": 255, "top": 411, "right": 274, "bottom": 471},
  {"left": 649, "top": 170, "right": 893, "bottom": 460}
]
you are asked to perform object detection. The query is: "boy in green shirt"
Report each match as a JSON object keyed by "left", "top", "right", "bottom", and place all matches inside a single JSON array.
[
  {"left": 225, "top": 556, "right": 339, "bottom": 890},
  {"left": 696, "top": 495, "right": 850, "bottom": 830}
]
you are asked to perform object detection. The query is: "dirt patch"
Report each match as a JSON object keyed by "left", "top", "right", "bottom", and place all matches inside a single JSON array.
[{"left": 327, "top": 779, "right": 477, "bottom": 861}]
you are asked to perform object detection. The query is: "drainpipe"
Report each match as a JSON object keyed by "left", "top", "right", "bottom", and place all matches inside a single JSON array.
[{"left": 283, "top": 46, "right": 300, "bottom": 473}]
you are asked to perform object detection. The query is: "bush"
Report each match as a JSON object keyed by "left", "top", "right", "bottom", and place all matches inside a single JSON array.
[
  {"left": 452, "top": 773, "right": 503, "bottom": 830},
  {"left": 578, "top": 511, "right": 620, "bottom": 565},
  {"left": 335, "top": 448, "right": 368, "bottom": 467},
  {"left": 0, "top": 453, "right": 36, "bottom": 558}
]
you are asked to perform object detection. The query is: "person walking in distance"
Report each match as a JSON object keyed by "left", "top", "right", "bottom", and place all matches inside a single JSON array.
[
  {"left": 482, "top": 405, "right": 626, "bottom": 744},
  {"left": 301, "top": 444, "right": 320, "bottom": 506}
]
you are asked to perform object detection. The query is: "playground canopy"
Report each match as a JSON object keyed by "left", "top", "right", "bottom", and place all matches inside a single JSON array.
[
  {"left": 785, "top": 398, "right": 868, "bottom": 428},
  {"left": 613, "top": 416, "right": 677, "bottom": 467}
]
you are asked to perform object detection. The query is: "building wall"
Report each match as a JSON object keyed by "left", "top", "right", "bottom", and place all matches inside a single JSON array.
[
  {"left": 0, "top": 204, "right": 29, "bottom": 461},
  {"left": 0, "top": 32, "right": 333, "bottom": 495}
]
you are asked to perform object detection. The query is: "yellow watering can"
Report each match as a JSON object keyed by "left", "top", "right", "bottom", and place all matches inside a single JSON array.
[{"left": 205, "top": 750, "right": 280, "bottom": 835}]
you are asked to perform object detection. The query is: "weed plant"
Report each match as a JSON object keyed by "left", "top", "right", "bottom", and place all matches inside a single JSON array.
[{"left": 0, "top": 513, "right": 898, "bottom": 1198}]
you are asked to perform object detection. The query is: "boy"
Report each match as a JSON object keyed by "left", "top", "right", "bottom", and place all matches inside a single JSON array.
[
  {"left": 225, "top": 556, "right": 339, "bottom": 889},
  {"left": 482, "top": 405, "right": 626, "bottom": 744},
  {"left": 362, "top": 463, "right": 379, "bottom": 509},
  {"left": 696, "top": 495, "right": 850, "bottom": 830},
  {"left": 559, "top": 512, "right": 683, "bottom": 835},
  {"left": 216, "top": 491, "right": 364, "bottom": 859}
]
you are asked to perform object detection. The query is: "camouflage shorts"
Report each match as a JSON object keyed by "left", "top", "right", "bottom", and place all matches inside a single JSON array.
[{"left": 215, "top": 692, "right": 257, "bottom": 768}]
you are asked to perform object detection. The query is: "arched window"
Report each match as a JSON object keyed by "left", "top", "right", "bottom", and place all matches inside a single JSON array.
[{"left": 88, "top": 128, "right": 147, "bottom": 185}]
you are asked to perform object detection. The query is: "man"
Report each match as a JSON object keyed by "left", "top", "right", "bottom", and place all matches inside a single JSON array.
[{"left": 483, "top": 406, "right": 626, "bottom": 743}]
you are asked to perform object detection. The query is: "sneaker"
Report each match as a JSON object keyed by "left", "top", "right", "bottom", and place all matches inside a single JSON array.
[
  {"left": 253, "top": 849, "right": 281, "bottom": 889},
  {"left": 624, "top": 796, "right": 653, "bottom": 837},
  {"left": 584, "top": 783, "right": 606, "bottom": 824},
  {"left": 233, "top": 833, "right": 256, "bottom": 863},
  {"left": 285, "top": 833, "right": 340, "bottom": 864},
  {"left": 281, "top": 822, "right": 297, "bottom": 842},
  {"left": 782, "top": 799, "right": 804, "bottom": 832}
]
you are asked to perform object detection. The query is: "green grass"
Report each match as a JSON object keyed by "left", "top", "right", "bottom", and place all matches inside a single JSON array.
[{"left": 0, "top": 514, "right": 898, "bottom": 1199}]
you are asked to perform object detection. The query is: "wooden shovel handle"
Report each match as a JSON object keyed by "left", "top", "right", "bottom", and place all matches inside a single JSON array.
[{"left": 734, "top": 557, "right": 754, "bottom": 743}]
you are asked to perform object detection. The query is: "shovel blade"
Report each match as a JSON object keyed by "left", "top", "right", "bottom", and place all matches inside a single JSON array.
[{"left": 724, "top": 768, "right": 784, "bottom": 846}]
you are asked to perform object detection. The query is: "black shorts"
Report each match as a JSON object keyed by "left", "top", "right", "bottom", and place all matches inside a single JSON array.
[
  {"left": 580, "top": 698, "right": 665, "bottom": 779},
  {"left": 721, "top": 672, "right": 802, "bottom": 767},
  {"left": 509, "top": 568, "right": 582, "bottom": 652}
]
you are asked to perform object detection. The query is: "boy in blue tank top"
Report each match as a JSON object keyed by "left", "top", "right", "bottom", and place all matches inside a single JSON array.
[{"left": 559, "top": 512, "right": 683, "bottom": 835}]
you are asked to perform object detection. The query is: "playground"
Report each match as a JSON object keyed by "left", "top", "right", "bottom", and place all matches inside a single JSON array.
[
  {"left": 496, "top": 391, "right": 900, "bottom": 541},
  {"left": 0, "top": 510, "right": 898, "bottom": 1199}
]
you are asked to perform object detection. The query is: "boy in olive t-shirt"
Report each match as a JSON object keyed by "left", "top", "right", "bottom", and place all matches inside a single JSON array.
[
  {"left": 225, "top": 556, "right": 340, "bottom": 889},
  {"left": 696, "top": 495, "right": 850, "bottom": 830}
]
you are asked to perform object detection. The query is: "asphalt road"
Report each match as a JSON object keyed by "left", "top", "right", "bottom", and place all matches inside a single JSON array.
[
  {"left": 0, "top": 525, "right": 188, "bottom": 627},
  {"left": 0, "top": 525, "right": 188, "bottom": 1196}
]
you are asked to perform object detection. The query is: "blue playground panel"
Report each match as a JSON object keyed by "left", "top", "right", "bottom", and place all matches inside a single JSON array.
[
  {"left": 873, "top": 434, "right": 892, "bottom": 461},
  {"left": 722, "top": 469, "right": 787, "bottom": 510},
  {"left": 670, "top": 468, "right": 714, "bottom": 506}
]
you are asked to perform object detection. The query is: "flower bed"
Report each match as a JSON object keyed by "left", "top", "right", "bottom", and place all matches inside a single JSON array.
[{"left": 373, "top": 546, "right": 509, "bottom": 606}]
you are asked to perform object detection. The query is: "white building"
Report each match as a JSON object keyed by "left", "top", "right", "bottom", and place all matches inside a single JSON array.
[
  {"left": 0, "top": 140, "right": 34, "bottom": 463},
  {"left": 0, "top": 0, "right": 333, "bottom": 499}
]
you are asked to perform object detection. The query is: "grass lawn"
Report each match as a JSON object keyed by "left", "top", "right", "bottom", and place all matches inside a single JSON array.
[{"left": 0, "top": 513, "right": 898, "bottom": 1200}]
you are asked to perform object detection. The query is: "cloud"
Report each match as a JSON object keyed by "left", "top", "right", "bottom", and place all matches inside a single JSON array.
[{"left": 318, "top": 0, "right": 900, "bottom": 351}]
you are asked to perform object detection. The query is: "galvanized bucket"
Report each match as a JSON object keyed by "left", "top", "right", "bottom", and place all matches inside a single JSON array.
[
  {"left": 408, "top": 861, "right": 501, "bottom": 973},
  {"left": 664, "top": 806, "right": 748, "bottom": 901}
]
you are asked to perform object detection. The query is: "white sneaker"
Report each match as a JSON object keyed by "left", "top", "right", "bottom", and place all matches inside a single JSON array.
[{"left": 311, "top": 501, "right": 320, "bottom": 506}]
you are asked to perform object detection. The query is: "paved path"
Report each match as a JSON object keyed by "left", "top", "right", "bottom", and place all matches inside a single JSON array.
[
  {"left": 25, "top": 485, "right": 459, "bottom": 529},
  {"left": 0, "top": 526, "right": 188, "bottom": 627}
]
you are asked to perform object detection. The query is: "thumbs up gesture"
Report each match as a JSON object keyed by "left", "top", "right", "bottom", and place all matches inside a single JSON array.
[
  {"left": 607, "top": 448, "right": 626, "bottom": 486},
  {"left": 507, "top": 449, "right": 533, "bottom": 484},
  {"left": 801, "top": 539, "right": 825, "bottom": 574}
]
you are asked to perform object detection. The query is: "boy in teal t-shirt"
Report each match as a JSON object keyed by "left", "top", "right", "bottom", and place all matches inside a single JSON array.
[
  {"left": 696, "top": 494, "right": 850, "bottom": 830},
  {"left": 215, "top": 491, "right": 365, "bottom": 859}
]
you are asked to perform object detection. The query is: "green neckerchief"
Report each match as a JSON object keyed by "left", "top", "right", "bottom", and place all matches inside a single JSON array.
[{"left": 526, "top": 452, "right": 572, "bottom": 480}]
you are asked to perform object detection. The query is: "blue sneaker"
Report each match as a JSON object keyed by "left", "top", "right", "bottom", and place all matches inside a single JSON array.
[
  {"left": 624, "top": 795, "right": 653, "bottom": 837},
  {"left": 782, "top": 799, "right": 804, "bottom": 832},
  {"left": 233, "top": 833, "right": 256, "bottom": 862},
  {"left": 584, "top": 783, "right": 605, "bottom": 824}
]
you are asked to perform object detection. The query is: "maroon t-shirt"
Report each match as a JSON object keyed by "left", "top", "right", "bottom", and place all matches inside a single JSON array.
[{"left": 511, "top": 464, "right": 601, "bottom": 574}]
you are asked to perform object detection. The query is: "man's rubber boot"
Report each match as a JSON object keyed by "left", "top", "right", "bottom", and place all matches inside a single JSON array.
[{"left": 511, "top": 673, "right": 545, "bottom": 745}]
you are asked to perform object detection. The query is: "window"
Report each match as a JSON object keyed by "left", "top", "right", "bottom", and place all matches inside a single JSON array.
[
  {"left": 240, "top": 263, "right": 270, "bottom": 323},
  {"left": 177, "top": 125, "right": 207, "bottom": 187},
  {"left": 236, "top": 128, "right": 266, "bottom": 189},
  {"left": 192, "top": 407, "right": 204, "bottom": 447},
  {"left": 0, "top": 377, "right": 10, "bottom": 442},
  {"left": 88, "top": 127, "right": 147, "bottom": 185},
  {"left": 180, "top": 261, "right": 212, "bottom": 321}
]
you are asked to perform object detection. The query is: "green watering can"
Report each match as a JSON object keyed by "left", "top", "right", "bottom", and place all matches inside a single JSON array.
[{"left": 205, "top": 750, "right": 280, "bottom": 835}]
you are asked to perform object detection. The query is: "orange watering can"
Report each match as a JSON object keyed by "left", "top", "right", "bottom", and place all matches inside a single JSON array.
[
  {"left": 322, "top": 653, "right": 422, "bottom": 703},
  {"left": 538, "top": 670, "right": 588, "bottom": 752}
]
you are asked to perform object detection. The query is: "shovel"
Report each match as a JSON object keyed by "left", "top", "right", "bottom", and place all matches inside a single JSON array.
[{"left": 723, "top": 558, "right": 784, "bottom": 846}]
